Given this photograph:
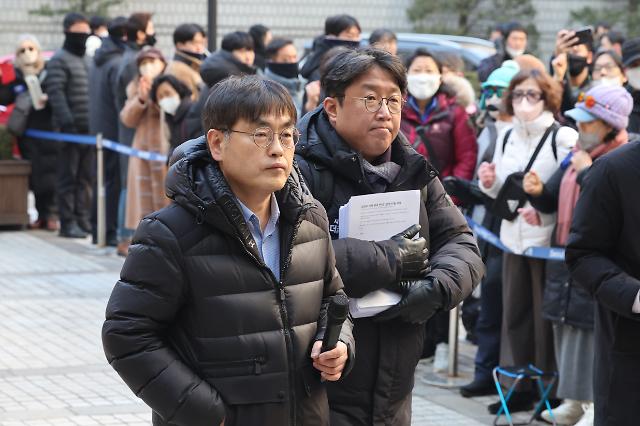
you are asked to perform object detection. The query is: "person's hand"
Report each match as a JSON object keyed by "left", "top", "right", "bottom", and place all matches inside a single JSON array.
[
  {"left": 374, "top": 278, "right": 445, "bottom": 324},
  {"left": 555, "top": 30, "right": 578, "bottom": 56},
  {"left": 384, "top": 224, "right": 429, "bottom": 278},
  {"left": 138, "top": 76, "right": 151, "bottom": 103},
  {"left": 37, "top": 93, "right": 48, "bottom": 109},
  {"left": 304, "top": 80, "right": 321, "bottom": 111},
  {"left": 518, "top": 207, "right": 541, "bottom": 226},
  {"left": 523, "top": 170, "right": 544, "bottom": 196},
  {"left": 310, "top": 340, "right": 348, "bottom": 381},
  {"left": 571, "top": 150, "right": 593, "bottom": 172},
  {"left": 478, "top": 162, "right": 496, "bottom": 188},
  {"left": 551, "top": 53, "right": 568, "bottom": 81}
]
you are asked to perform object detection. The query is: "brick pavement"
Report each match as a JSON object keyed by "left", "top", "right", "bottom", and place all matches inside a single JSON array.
[{"left": 0, "top": 229, "right": 539, "bottom": 425}]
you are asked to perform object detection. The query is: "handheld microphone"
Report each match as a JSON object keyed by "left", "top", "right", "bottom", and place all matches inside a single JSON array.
[{"left": 321, "top": 294, "right": 350, "bottom": 353}]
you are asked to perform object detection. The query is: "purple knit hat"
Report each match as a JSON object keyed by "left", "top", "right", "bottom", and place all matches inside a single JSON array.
[{"left": 565, "top": 84, "right": 633, "bottom": 130}]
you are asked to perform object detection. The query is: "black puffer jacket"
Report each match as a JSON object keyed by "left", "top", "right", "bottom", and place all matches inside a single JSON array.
[
  {"left": 295, "top": 108, "right": 483, "bottom": 425},
  {"left": 102, "top": 136, "right": 355, "bottom": 426},
  {"left": 89, "top": 36, "right": 125, "bottom": 139},
  {"left": 200, "top": 50, "right": 256, "bottom": 88},
  {"left": 44, "top": 48, "right": 90, "bottom": 133}
]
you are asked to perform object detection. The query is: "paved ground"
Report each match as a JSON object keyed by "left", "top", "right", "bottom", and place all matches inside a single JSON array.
[{"left": 0, "top": 229, "right": 547, "bottom": 425}]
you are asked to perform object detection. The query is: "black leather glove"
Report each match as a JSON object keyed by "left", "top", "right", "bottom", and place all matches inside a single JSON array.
[
  {"left": 374, "top": 277, "right": 447, "bottom": 324},
  {"left": 378, "top": 224, "right": 429, "bottom": 279}
]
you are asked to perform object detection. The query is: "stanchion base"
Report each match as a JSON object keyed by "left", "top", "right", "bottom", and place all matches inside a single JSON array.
[{"left": 423, "top": 370, "right": 473, "bottom": 389}]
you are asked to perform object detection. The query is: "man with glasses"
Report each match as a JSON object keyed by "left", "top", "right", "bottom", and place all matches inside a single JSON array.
[
  {"left": 102, "top": 75, "right": 354, "bottom": 426},
  {"left": 295, "top": 47, "right": 483, "bottom": 425}
]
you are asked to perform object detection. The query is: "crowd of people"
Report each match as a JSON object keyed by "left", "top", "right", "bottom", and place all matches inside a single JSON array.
[{"left": 1, "top": 10, "right": 639, "bottom": 426}]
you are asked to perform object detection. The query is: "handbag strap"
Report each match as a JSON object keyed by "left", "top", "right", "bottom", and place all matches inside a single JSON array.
[{"left": 523, "top": 123, "right": 558, "bottom": 173}]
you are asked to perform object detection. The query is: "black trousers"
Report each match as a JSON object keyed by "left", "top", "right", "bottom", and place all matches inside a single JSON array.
[
  {"left": 57, "top": 142, "right": 94, "bottom": 228},
  {"left": 91, "top": 148, "right": 120, "bottom": 241}
]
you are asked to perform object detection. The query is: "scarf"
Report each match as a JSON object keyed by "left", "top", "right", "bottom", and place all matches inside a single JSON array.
[{"left": 556, "top": 129, "right": 628, "bottom": 246}]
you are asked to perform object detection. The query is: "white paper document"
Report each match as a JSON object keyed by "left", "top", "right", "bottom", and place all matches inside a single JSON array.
[{"left": 338, "top": 190, "right": 421, "bottom": 318}]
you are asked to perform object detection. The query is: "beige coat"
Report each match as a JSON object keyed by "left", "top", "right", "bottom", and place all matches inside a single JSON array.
[
  {"left": 121, "top": 80, "right": 170, "bottom": 230},
  {"left": 165, "top": 52, "right": 204, "bottom": 100}
]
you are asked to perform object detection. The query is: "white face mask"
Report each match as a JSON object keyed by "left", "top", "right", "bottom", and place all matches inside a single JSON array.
[
  {"left": 505, "top": 46, "right": 525, "bottom": 58},
  {"left": 626, "top": 67, "right": 640, "bottom": 90},
  {"left": 139, "top": 61, "right": 164, "bottom": 79},
  {"left": 595, "top": 76, "right": 623, "bottom": 87},
  {"left": 159, "top": 96, "right": 180, "bottom": 115},
  {"left": 407, "top": 73, "right": 440, "bottom": 100},
  {"left": 512, "top": 98, "right": 545, "bottom": 123},
  {"left": 19, "top": 49, "right": 38, "bottom": 65}
]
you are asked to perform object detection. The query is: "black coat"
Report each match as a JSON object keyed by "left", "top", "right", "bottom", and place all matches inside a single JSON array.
[
  {"left": 627, "top": 85, "right": 640, "bottom": 134},
  {"left": 295, "top": 108, "right": 483, "bottom": 425},
  {"left": 477, "top": 52, "right": 512, "bottom": 83},
  {"left": 566, "top": 141, "right": 640, "bottom": 426},
  {"left": 529, "top": 164, "right": 595, "bottom": 329},
  {"left": 89, "top": 37, "right": 125, "bottom": 140},
  {"left": 43, "top": 48, "right": 90, "bottom": 133},
  {"left": 102, "top": 136, "right": 355, "bottom": 426},
  {"left": 200, "top": 50, "right": 256, "bottom": 88}
]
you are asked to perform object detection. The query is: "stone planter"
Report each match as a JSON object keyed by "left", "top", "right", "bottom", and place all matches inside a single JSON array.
[{"left": 0, "top": 159, "right": 31, "bottom": 226}]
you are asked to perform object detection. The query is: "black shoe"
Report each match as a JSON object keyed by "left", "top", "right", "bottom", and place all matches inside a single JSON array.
[
  {"left": 60, "top": 222, "right": 89, "bottom": 239},
  {"left": 488, "top": 392, "right": 534, "bottom": 415},
  {"left": 460, "top": 379, "right": 497, "bottom": 398},
  {"left": 78, "top": 219, "right": 92, "bottom": 234}
]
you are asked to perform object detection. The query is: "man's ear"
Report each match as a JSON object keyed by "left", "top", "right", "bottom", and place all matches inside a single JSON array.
[
  {"left": 207, "top": 129, "right": 225, "bottom": 161},
  {"left": 323, "top": 97, "right": 339, "bottom": 127}
]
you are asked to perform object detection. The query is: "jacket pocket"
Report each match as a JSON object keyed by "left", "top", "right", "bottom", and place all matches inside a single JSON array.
[{"left": 200, "top": 356, "right": 267, "bottom": 378}]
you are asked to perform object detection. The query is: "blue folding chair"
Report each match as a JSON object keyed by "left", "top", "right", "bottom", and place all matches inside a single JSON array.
[{"left": 492, "top": 364, "right": 558, "bottom": 426}]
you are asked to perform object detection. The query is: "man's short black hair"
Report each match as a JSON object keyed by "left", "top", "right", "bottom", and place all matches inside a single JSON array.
[
  {"left": 150, "top": 74, "right": 192, "bottom": 104},
  {"left": 108, "top": 16, "right": 128, "bottom": 39},
  {"left": 321, "top": 47, "right": 407, "bottom": 101},
  {"left": 173, "top": 23, "right": 206, "bottom": 46},
  {"left": 127, "top": 12, "right": 153, "bottom": 41},
  {"left": 504, "top": 21, "right": 528, "bottom": 39},
  {"left": 249, "top": 24, "right": 270, "bottom": 51},
  {"left": 266, "top": 38, "right": 294, "bottom": 60},
  {"left": 63, "top": 12, "right": 89, "bottom": 31},
  {"left": 90, "top": 15, "right": 108, "bottom": 32},
  {"left": 324, "top": 14, "right": 361, "bottom": 36},
  {"left": 202, "top": 76, "right": 297, "bottom": 133},
  {"left": 405, "top": 48, "right": 443, "bottom": 74},
  {"left": 221, "top": 31, "right": 254, "bottom": 52},
  {"left": 369, "top": 29, "right": 397, "bottom": 45},
  {"left": 604, "top": 30, "right": 626, "bottom": 47}
]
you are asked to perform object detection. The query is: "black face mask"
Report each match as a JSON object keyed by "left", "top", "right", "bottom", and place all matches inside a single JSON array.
[
  {"left": 267, "top": 61, "right": 299, "bottom": 79},
  {"left": 179, "top": 49, "right": 206, "bottom": 61},
  {"left": 145, "top": 33, "right": 157, "bottom": 47},
  {"left": 63, "top": 31, "right": 90, "bottom": 56},
  {"left": 568, "top": 54, "right": 589, "bottom": 77}
]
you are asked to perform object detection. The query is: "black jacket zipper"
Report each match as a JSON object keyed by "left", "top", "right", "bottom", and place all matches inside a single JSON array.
[{"left": 201, "top": 356, "right": 267, "bottom": 375}]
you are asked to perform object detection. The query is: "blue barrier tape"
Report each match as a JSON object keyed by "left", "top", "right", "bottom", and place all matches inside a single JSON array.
[
  {"left": 24, "top": 129, "right": 167, "bottom": 163},
  {"left": 465, "top": 215, "right": 566, "bottom": 261}
]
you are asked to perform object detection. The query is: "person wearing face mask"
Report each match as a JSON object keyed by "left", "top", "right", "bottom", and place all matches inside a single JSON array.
[
  {"left": 120, "top": 48, "right": 169, "bottom": 240},
  {"left": 590, "top": 50, "right": 626, "bottom": 89},
  {"left": 522, "top": 83, "right": 634, "bottom": 426},
  {"left": 149, "top": 74, "right": 193, "bottom": 160},
  {"left": 621, "top": 37, "right": 640, "bottom": 133},
  {"left": 0, "top": 34, "right": 58, "bottom": 231},
  {"left": 88, "top": 16, "right": 128, "bottom": 247},
  {"left": 264, "top": 38, "right": 306, "bottom": 116},
  {"left": 400, "top": 49, "right": 478, "bottom": 183},
  {"left": 478, "top": 22, "right": 529, "bottom": 83},
  {"left": 478, "top": 68, "right": 578, "bottom": 415},
  {"left": 165, "top": 23, "right": 207, "bottom": 101},
  {"left": 551, "top": 29, "right": 595, "bottom": 118},
  {"left": 85, "top": 15, "right": 109, "bottom": 58},
  {"left": 44, "top": 12, "right": 93, "bottom": 239}
]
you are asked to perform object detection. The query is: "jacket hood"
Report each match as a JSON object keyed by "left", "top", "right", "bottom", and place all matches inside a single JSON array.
[
  {"left": 93, "top": 37, "right": 124, "bottom": 66},
  {"left": 166, "top": 136, "right": 315, "bottom": 233},
  {"left": 296, "top": 107, "right": 436, "bottom": 188}
]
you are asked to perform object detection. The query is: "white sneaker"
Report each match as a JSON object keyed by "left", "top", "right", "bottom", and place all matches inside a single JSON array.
[
  {"left": 574, "top": 403, "right": 594, "bottom": 426},
  {"left": 540, "top": 399, "right": 584, "bottom": 425},
  {"left": 433, "top": 343, "right": 449, "bottom": 372}
]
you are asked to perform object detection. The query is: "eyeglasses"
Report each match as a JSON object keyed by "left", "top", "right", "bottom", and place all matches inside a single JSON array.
[
  {"left": 576, "top": 92, "right": 612, "bottom": 110},
  {"left": 18, "top": 46, "right": 36, "bottom": 54},
  {"left": 592, "top": 63, "right": 619, "bottom": 74},
  {"left": 512, "top": 90, "right": 543, "bottom": 103},
  {"left": 483, "top": 87, "right": 506, "bottom": 98},
  {"left": 223, "top": 126, "right": 300, "bottom": 149},
  {"left": 341, "top": 94, "right": 404, "bottom": 114}
]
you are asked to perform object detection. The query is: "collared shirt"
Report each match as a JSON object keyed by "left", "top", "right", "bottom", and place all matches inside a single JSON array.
[
  {"left": 236, "top": 195, "right": 281, "bottom": 281},
  {"left": 408, "top": 95, "right": 438, "bottom": 123}
]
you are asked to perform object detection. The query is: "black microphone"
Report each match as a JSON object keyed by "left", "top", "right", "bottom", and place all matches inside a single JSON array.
[{"left": 321, "top": 294, "right": 350, "bottom": 353}]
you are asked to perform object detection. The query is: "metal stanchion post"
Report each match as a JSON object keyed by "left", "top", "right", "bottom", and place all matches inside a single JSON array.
[
  {"left": 96, "top": 133, "right": 106, "bottom": 248},
  {"left": 448, "top": 304, "right": 460, "bottom": 377}
]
